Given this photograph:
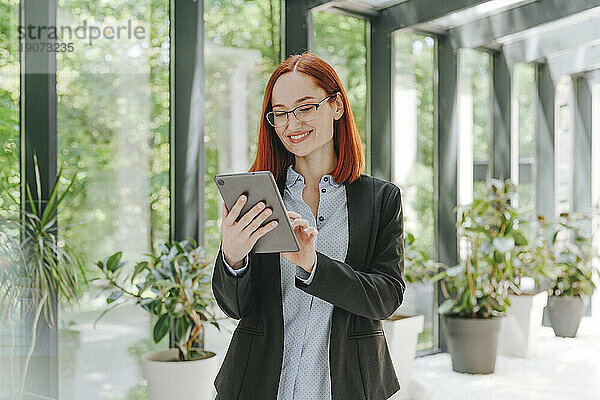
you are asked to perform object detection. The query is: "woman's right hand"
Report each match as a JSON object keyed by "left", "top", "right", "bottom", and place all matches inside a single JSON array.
[{"left": 220, "top": 194, "right": 279, "bottom": 269}]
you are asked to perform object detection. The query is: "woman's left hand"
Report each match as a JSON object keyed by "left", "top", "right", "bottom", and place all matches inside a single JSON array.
[{"left": 281, "top": 211, "right": 318, "bottom": 273}]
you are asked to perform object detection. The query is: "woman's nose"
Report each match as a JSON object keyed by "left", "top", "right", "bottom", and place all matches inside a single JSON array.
[{"left": 287, "top": 112, "right": 303, "bottom": 130}]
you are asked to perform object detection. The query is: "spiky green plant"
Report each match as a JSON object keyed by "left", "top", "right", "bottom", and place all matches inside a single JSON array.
[{"left": 0, "top": 154, "right": 86, "bottom": 399}]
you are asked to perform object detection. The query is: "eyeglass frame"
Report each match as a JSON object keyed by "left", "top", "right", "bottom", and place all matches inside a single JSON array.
[{"left": 265, "top": 93, "right": 338, "bottom": 128}]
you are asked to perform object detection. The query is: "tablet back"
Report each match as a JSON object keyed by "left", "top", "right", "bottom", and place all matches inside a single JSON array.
[{"left": 214, "top": 171, "right": 300, "bottom": 254}]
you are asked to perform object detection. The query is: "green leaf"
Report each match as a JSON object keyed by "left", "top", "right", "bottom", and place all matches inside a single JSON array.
[
  {"left": 175, "top": 316, "right": 189, "bottom": 342},
  {"left": 106, "top": 290, "right": 123, "bottom": 304},
  {"left": 139, "top": 298, "right": 154, "bottom": 311},
  {"left": 153, "top": 313, "right": 171, "bottom": 343},
  {"left": 438, "top": 299, "right": 455, "bottom": 315},
  {"left": 511, "top": 230, "right": 528, "bottom": 247},
  {"left": 105, "top": 252, "right": 123, "bottom": 273}
]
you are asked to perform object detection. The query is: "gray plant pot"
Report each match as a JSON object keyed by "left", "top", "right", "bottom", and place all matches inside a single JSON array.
[
  {"left": 547, "top": 295, "right": 584, "bottom": 338},
  {"left": 443, "top": 316, "right": 503, "bottom": 374}
]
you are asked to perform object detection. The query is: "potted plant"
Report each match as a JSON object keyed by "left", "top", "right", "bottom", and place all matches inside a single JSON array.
[
  {"left": 545, "top": 211, "right": 599, "bottom": 337},
  {"left": 497, "top": 214, "right": 556, "bottom": 358},
  {"left": 93, "top": 239, "right": 221, "bottom": 399},
  {"left": 382, "top": 232, "right": 430, "bottom": 398},
  {"left": 0, "top": 157, "right": 86, "bottom": 400},
  {"left": 430, "top": 179, "right": 523, "bottom": 374}
]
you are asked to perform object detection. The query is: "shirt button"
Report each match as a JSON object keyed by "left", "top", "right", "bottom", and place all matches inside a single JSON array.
[
  {"left": 321, "top": 188, "right": 326, "bottom": 193},
  {"left": 318, "top": 216, "right": 324, "bottom": 222},
  {"left": 324, "top": 177, "right": 329, "bottom": 182}
]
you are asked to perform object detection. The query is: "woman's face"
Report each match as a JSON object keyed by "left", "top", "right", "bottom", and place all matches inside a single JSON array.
[{"left": 270, "top": 72, "right": 343, "bottom": 157}]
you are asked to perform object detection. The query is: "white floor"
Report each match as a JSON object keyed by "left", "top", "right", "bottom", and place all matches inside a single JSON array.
[{"left": 408, "top": 317, "right": 600, "bottom": 400}]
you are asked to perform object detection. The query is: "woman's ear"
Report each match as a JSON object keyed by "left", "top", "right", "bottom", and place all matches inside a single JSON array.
[{"left": 333, "top": 92, "right": 344, "bottom": 120}]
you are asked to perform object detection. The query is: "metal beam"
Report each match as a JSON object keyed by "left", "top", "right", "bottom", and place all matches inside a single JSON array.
[
  {"left": 282, "top": 0, "right": 312, "bottom": 58},
  {"left": 21, "top": 1, "right": 59, "bottom": 397},
  {"left": 587, "top": 68, "right": 600, "bottom": 83},
  {"left": 492, "top": 51, "right": 512, "bottom": 180},
  {"left": 548, "top": 43, "right": 600, "bottom": 80},
  {"left": 452, "top": 0, "right": 600, "bottom": 49},
  {"left": 171, "top": 0, "right": 205, "bottom": 246},
  {"left": 436, "top": 35, "right": 459, "bottom": 351},
  {"left": 170, "top": 0, "right": 205, "bottom": 348},
  {"left": 535, "top": 63, "right": 555, "bottom": 219},
  {"left": 503, "top": 15, "right": 600, "bottom": 64},
  {"left": 369, "top": 14, "right": 392, "bottom": 180},
  {"left": 382, "top": 0, "right": 488, "bottom": 32},
  {"left": 573, "top": 76, "right": 593, "bottom": 213},
  {"left": 308, "top": 0, "right": 379, "bottom": 17}
]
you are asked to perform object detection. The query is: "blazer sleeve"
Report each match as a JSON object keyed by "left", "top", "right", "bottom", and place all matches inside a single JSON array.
[
  {"left": 212, "top": 244, "right": 254, "bottom": 320},
  {"left": 295, "top": 184, "right": 406, "bottom": 320}
]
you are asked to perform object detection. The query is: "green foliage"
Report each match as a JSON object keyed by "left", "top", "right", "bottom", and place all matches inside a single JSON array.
[
  {"left": 0, "top": 1, "right": 20, "bottom": 218},
  {"left": 94, "top": 239, "right": 219, "bottom": 361},
  {"left": 404, "top": 232, "right": 443, "bottom": 284},
  {"left": 431, "top": 179, "right": 530, "bottom": 319},
  {"left": 547, "top": 212, "right": 600, "bottom": 297},
  {"left": 0, "top": 157, "right": 87, "bottom": 327}
]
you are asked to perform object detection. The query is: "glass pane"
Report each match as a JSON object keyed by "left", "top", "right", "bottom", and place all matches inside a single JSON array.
[
  {"left": 312, "top": 11, "right": 369, "bottom": 173},
  {"left": 56, "top": 1, "right": 170, "bottom": 399},
  {"left": 555, "top": 76, "right": 572, "bottom": 215},
  {"left": 0, "top": 0, "right": 20, "bottom": 217},
  {"left": 514, "top": 63, "right": 536, "bottom": 234},
  {"left": 0, "top": 1, "right": 21, "bottom": 396},
  {"left": 458, "top": 48, "right": 491, "bottom": 204},
  {"left": 203, "top": 0, "right": 281, "bottom": 378},
  {"left": 204, "top": 0, "right": 280, "bottom": 266},
  {"left": 392, "top": 32, "right": 435, "bottom": 351}
]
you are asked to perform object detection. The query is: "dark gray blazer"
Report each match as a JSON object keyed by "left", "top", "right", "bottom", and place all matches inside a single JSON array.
[{"left": 212, "top": 172, "right": 406, "bottom": 400}]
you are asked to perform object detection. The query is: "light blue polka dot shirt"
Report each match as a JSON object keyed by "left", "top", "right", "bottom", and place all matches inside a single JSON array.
[{"left": 223, "top": 164, "right": 348, "bottom": 400}]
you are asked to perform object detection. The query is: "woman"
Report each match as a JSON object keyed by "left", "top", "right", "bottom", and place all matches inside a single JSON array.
[{"left": 212, "top": 52, "right": 405, "bottom": 400}]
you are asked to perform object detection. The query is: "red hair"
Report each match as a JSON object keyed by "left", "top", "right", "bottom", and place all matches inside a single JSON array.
[{"left": 249, "top": 52, "right": 365, "bottom": 184}]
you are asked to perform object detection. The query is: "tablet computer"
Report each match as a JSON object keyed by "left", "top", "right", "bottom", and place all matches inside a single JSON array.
[{"left": 214, "top": 171, "right": 300, "bottom": 254}]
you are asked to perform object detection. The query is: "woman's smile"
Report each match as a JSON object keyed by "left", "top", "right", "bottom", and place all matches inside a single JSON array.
[{"left": 288, "top": 129, "right": 313, "bottom": 144}]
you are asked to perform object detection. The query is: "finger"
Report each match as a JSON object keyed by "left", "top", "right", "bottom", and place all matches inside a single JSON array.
[
  {"left": 225, "top": 194, "right": 247, "bottom": 225},
  {"left": 287, "top": 211, "right": 302, "bottom": 219},
  {"left": 237, "top": 201, "right": 267, "bottom": 229},
  {"left": 291, "top": 218, "right": 309, "bottom": 231},
  {"left": 243, "top": 207, "right": 273, "bottom": 234},
  {"left": 304, "top": 227, "right": 318, "bottom": 239},
  {"left": 249, "top": 219, "right": 279, "bottom": 243},
  {"left": 221, "top": 202, "right": 227, "bottom": 219}
]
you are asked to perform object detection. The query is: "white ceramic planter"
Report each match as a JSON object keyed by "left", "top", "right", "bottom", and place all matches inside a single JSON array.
[
  {"left": 141, "top": 348, "right": 219, "bottom": 400},
  {"left": 498, "top": 291, "right": 548, "bottom": 358},
  {"left": 383, "top": 314, "right": 424, "bottom": 399}
]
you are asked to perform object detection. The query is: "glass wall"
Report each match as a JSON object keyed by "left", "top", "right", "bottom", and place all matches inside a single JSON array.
[
  {"left": 458, "top": 48, "right": 491, "bottom": 205},
  {"left": 0, "top": 0, "right": 21, "bottom": 396},
  {"left": 203, "top": 0, "right": 280, "bottom": 263},
  {"left": 202, "top": 0, "right": 281, "bottom": 382},
  {"left": 592, "top": 79, "right": 600, "bottom": 316},
  {"left": 312, "top": 11, "right": 368, "bottom": 172},
  {"left": 514, "top": 63, "right": 536, "bottom": 233},
  {"left": 555, "top": 76, "right": 572, "bottom": 216},
  {"left": 392, "top": 31, "right": 435, "bottom": 351},
  {"left": 0, "top": 0, "right": 19, "bottom": 217},
  {"left": 56, "top": 1, "right": 170, "bottom": 399}
]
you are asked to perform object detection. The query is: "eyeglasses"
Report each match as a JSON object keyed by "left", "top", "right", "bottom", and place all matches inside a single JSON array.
[{"left": 265, "top": 94, "right": 337, "bottom": 128}]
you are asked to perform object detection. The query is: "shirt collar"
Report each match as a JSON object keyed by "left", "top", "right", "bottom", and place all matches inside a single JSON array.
[{"left": 285, "top": 165, "right": 341, "bottom": 188}]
